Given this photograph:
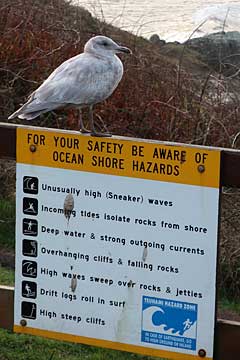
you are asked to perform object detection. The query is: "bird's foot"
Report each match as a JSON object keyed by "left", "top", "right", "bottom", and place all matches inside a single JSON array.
[
  {"left": 91, "top": 131, "right": 112, "bottom": 137},
  {"left": 80, "top": 127, "right": 91, "bottom": 134}
]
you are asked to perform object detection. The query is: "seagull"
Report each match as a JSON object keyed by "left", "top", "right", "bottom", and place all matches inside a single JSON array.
[{"left": 8, "top": 35, "right": 131, "bottom": 136}]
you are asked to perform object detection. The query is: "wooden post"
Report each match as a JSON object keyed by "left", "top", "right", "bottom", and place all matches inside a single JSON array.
[{"left": 0, "top": 286, "right": 14, "bottom": 331}]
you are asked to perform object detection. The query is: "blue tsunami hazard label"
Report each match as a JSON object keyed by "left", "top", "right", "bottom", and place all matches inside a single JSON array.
[{"left": 141, "top": 296, "right": 198, "bottom": 350}]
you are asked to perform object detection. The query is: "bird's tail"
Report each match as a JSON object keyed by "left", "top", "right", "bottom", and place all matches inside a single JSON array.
[
  {"left": 8, "top": 107, "right": 47, "bottom": 120},
  {"left": 8, "top": 97, "right": 56, "bottom": 120}
]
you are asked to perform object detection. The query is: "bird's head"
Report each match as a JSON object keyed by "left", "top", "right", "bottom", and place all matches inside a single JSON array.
[{"left": 84, "top": 35, "right": 132, "bottom": 57}]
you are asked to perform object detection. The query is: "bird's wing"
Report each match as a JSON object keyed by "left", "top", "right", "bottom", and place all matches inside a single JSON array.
[
  {"left": 28, "top": 53, "right": 122, "bottom": 108},
  {"left": 9, "top": 54, "right": 91, "bottom": 116},
  {"left": 25, "top": 54, "right": 89, "bottom": 107}
]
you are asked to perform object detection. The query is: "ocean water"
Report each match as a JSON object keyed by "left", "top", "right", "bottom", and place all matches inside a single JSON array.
[{"left": 74, "top": 1, "right": 240, "bottom": 42}]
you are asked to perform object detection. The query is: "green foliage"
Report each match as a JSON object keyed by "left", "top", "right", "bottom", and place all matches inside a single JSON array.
[
  {"left": 219, "top": 297, "right": 240, "bottom": 314},
  {"left": 0, "top": 265, "right": 14, "bottom": 285},
  {"left": 0, "top": 328, "right": 162, "bottom": 360},
  {"left": 0, "top": 198, "right": 15, "bottom": 249}
]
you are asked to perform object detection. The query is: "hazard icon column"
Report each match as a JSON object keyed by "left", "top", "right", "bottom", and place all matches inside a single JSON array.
[{"left": 21, "top": 176, "right": 39, "bottom": 320}]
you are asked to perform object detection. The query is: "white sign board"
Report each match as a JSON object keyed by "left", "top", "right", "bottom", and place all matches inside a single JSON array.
[{"left": 14, "top": 127, "right": 221, "bottom": 360}]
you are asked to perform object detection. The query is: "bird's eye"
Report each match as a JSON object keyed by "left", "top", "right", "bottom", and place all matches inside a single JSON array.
[{"left": 101, "top": 41, "right": 108, "bottom": 47}]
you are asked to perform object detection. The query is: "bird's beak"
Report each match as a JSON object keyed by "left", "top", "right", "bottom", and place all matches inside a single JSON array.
[{"left": 117, "top": 46, "right": 132, "bottom": 54}]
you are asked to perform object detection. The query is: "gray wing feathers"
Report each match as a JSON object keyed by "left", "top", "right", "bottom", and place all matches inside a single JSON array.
[
  {"left": 9, "top": 54, "right": 86, "bottom": 120},
  {"left": 8, "top": 53, "right": 123, "bottom": 120}
]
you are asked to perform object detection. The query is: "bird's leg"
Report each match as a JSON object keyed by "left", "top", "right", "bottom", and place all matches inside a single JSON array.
[
  {"left": 89, "top": 105, "right": 112, "bottom": 137},
  {"left": 78, "top": 108, "right": 91, "bottom": 133}
]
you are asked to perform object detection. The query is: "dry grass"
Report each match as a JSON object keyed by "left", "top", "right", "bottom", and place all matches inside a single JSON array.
[
  {"left": 219, "top": 190, "right": 240, "bottom": 299},
  {"left": 1, "top": 0, "right": 240, "bottom": 145}
]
